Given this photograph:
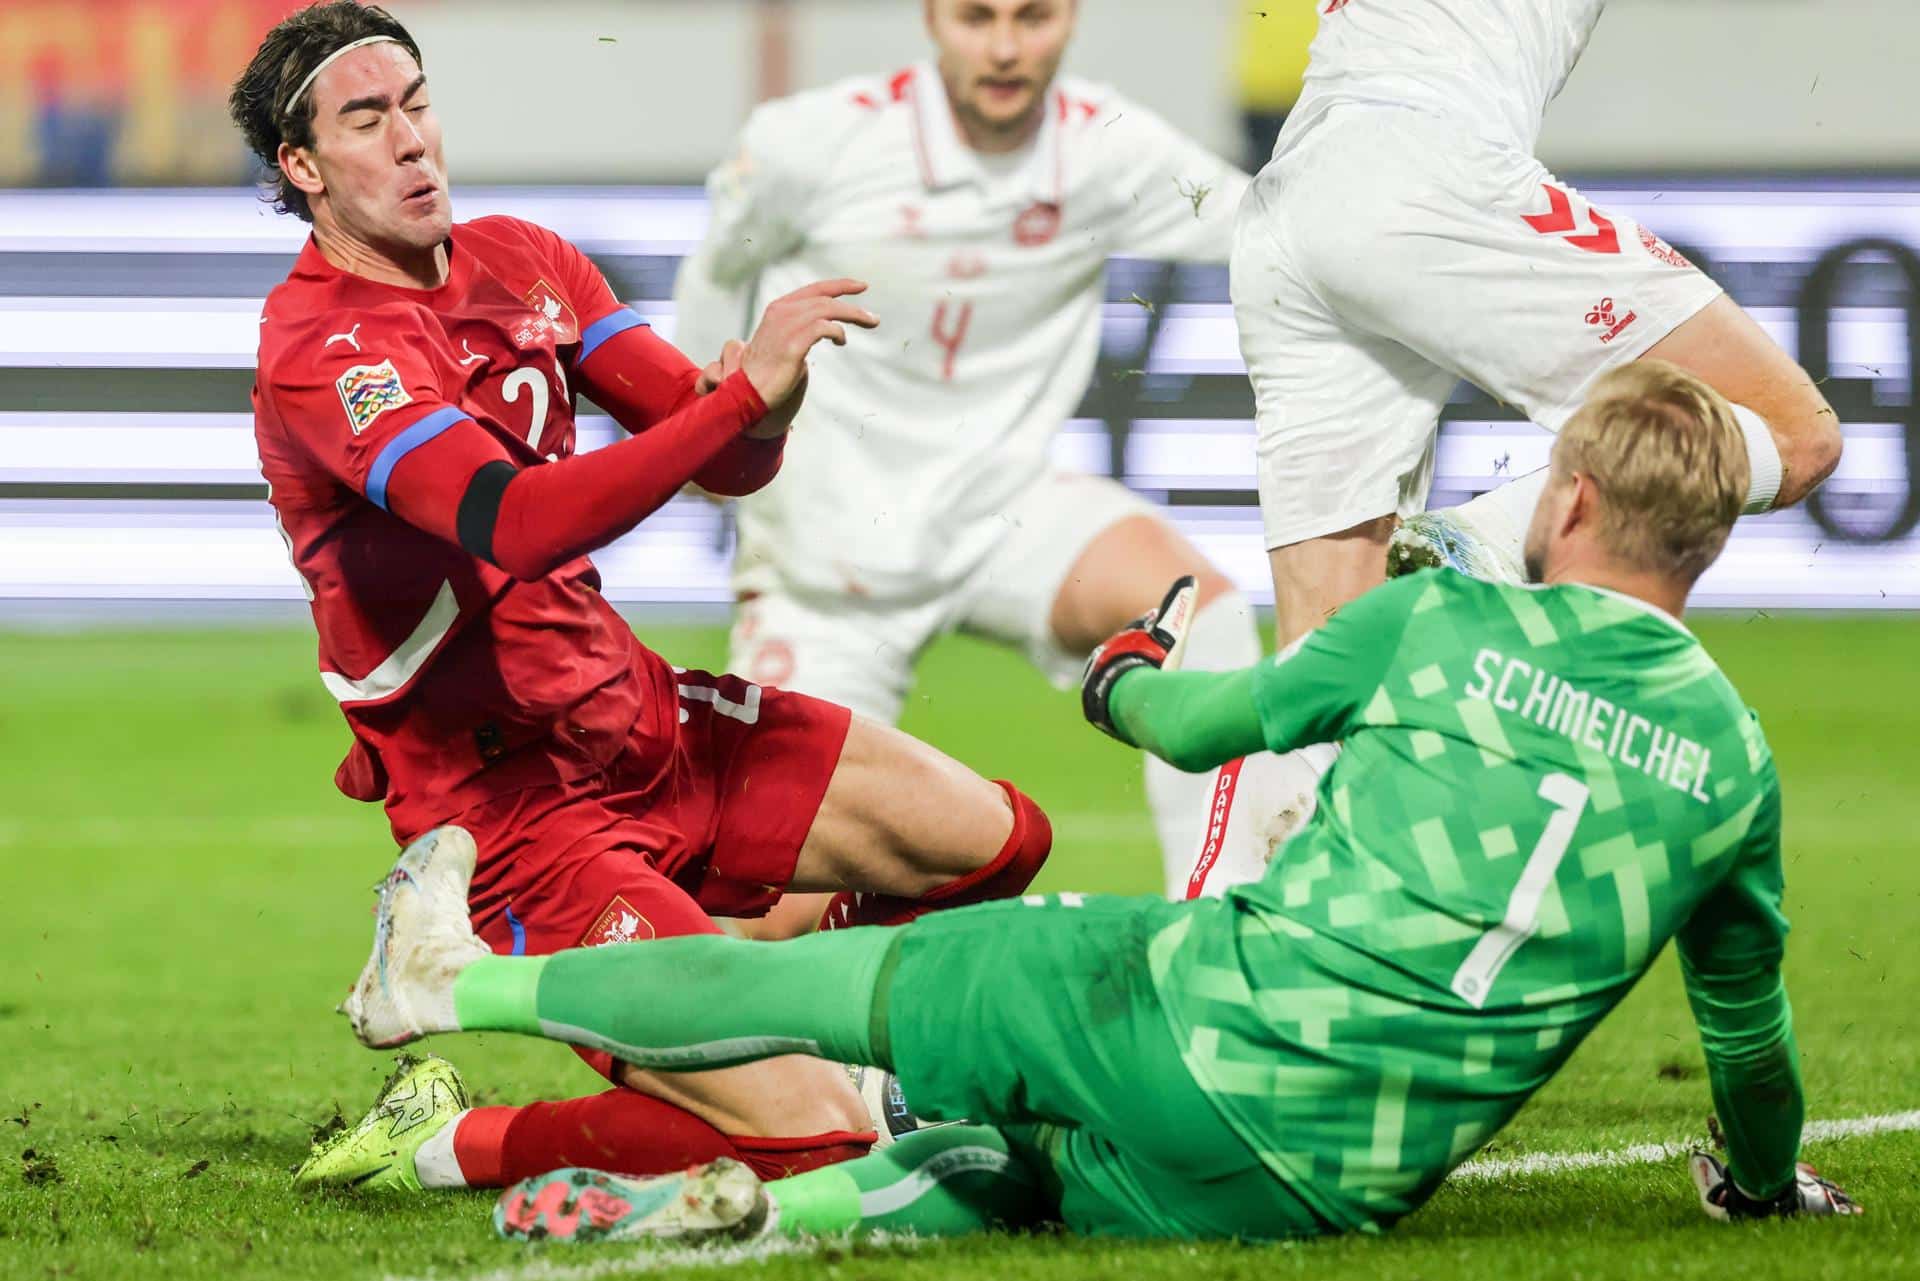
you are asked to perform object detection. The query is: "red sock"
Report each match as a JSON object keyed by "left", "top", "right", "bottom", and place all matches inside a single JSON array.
[
  {"left": 453, "top": 1089, "right": 744, "bottom": 1186},
  {"left": 730, "top": 1131, "right": 874, "bottom": 1181},
  {"left": 819, "top": 781, "right": 1052, "bottom": 930}
]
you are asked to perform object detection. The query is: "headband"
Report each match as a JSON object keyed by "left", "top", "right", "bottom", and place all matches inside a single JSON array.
[{"left": 283, "top": 34, "right": 402, "bottom": 117}]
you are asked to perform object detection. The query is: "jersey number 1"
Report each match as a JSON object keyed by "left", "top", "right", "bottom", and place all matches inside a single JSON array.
[{"left": 1449, "top": 772, "right": 1591, "bottom": 1009}]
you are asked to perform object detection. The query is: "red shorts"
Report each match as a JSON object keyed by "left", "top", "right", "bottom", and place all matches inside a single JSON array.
[{"left": 457, "top": 666, "right": 850, "bottom": 967}]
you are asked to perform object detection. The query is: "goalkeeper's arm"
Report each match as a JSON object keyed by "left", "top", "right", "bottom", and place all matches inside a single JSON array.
[
  {"left": 1673, "top": 774, "right": 1804, "bottom": 1201},
  {"left": 1090, "top": 574, "right": 1417, "bottom": 771}
]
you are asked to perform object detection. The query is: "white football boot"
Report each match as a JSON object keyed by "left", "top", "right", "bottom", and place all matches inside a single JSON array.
[
  {"left": 1387, "top": 509, "right": 1527, "bottom": 584},
  {"left": 341, "top": 825, "right": 491, "bottom": 1049}
]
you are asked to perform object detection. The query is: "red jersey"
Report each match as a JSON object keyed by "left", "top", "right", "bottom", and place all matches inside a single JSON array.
[{"left": 254, "top": 216, "right": 714, "bottom": 839}]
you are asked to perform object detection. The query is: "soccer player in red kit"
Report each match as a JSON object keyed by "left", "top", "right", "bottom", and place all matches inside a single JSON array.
[{"left": 229, "top": 2, "right": 1052, "bottom": 1195}]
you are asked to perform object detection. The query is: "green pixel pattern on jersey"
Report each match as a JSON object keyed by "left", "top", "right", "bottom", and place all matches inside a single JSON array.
[{"left": 1149, "top": 571, "right": 1783, "bottom": 1234}]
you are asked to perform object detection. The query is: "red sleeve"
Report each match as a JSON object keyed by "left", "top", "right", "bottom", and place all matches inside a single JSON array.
[
  {"left": 691, "top": 430, "right": 785, "bottom": 497},
  {"left": 578, "top": 321, "right": 705, "bottom": 425},
  {"left": 264, "top": 307, "right": 490, "bottom": 513},
  {"left": 517, "top": 218, "right": 785, "bottom": 494},
  {"left": 573, "top": 321, "right": 785, "bottom": 496},
  {"left": 382, "top": 370, "right": 769, "bottom": 581}
]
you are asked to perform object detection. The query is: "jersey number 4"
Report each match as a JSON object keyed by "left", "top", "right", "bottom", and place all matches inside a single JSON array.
[
  {"left": 1450, "top": 772, "right": 1592, "bottom": 1008},
  {"left": 931, "top": 301, "right": 972, "bottom": 382}
]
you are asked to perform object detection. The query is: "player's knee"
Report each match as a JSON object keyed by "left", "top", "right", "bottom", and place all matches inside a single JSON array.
[
  {"left": 766, "top": 1066, "right": 872, "bottom": 1139},
  {"left": 937, "top": 781, "right": 1052, "bottom": 897},
  {"left": 625, "top": 1057, "right": 871, "bottom": 1139}
]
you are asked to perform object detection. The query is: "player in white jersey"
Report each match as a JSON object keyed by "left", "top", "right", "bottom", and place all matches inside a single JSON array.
[
  {"left": 1236, "top": 0, "right": 1842, "bottom": 644},
  {"left": 1202, "top": 0, "right": 1845, "bottom": 871},
  {"left": 674, "top": 0, "right": 1257, "bottom": 901}
]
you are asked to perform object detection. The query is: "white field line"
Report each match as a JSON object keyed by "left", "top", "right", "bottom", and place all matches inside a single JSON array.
[
  {"left": 379, "top": 1115, "right": 1920, "bottom": 1281},
  {"left": 383, "top": 1232, "right": 919, "bottom": 1281},
  {"left": 1451, "top": 1109, "right": 1920, "bottom": 1181}
]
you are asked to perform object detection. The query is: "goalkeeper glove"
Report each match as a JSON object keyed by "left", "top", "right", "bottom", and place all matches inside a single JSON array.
[
  {"left": 1689, "top": 1152, "right": 1862, "bottom": 1221},
  {"left": 1081, "top": 575, "right": 1197, "bottom": 743}
]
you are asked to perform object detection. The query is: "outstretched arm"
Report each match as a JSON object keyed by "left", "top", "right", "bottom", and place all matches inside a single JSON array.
[
  {"left": 1109, "top": 668, "right": 1265, "bottom": 773},
  {"left": 1674, "top": 776, "right": 1804, "bottom": 1201},
  {"left": 572, "top": 320, "right": 785, "bottom": 497},
  {"left": 381, "top": 280, "right": 877, "bottom": 581},
  {"left": 1087, "top": 574, "right": 1417, "bottom": 769}
]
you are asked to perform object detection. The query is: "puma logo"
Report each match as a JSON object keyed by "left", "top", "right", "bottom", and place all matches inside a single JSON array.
[
  {"left": 325, "top": 322, "right": 363, "bottom": 352},
  {"left": 458, "top": 339, "right": 487, "bottom": 367}
]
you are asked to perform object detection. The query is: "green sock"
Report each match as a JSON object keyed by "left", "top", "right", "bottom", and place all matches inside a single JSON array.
[
  {"left": 455, "top": 929, "right": 900, "bottom": 1070},
  {"left": 765, "top": 1124, "right": 1045, "bottom": 1239},
  {"left": 451, "top": 954, "right": 547, "bottom": 1034}
]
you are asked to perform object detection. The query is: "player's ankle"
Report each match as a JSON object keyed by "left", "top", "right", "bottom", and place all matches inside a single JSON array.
[{"left": 450, "top": 954, "right": 548, "bottom": 1035}]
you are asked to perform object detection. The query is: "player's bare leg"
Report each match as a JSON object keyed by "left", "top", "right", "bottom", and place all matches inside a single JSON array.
[
  {"left": 1406, "top": 296, "right": 1844, "bottom": 587},
  {"left": 1268, "top": 513, "right": 1397, "bottom": 647},
  {"left": 791, "top": 718, "right": 1016, "bottom": 896},
  {"left": 1045, "top": 515, "right": 1237, "bottom": 653},
  {"left": 610, "top": 1056, "right": 867, "bottom": 1141},
  {"left": 727, "top": 891, "right": 832, "bottom": 941},
  {"left": 1048, "top": 514, "right": 1258, "bottom": 896},
  {"left": 787, "top": 714, "right": 1053, "bottom": 931},
  {"left": 1640, "top": 294, "right": 1841, "bottom": 506}
]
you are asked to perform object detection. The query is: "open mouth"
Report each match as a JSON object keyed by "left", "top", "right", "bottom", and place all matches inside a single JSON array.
[
  {"left": 980, "top": 78, "right": 1028, "bottom": 99},
  {"left": 402, "top": 181, "right": 439, "bottom": 206}
]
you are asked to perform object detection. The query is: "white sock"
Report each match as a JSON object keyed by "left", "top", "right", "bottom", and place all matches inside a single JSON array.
[
  {"left": 1185, "top": 744, "right": 1341, "bottom": 898},
  {"left": 413, "top": 1109, "right": 471, "bottom": 1189},
  {"left": 1730, "top": 403, "right": 1784, "bottom": 514},
  {"left": 1144, "top": 590, "right": 1260, "bottom": 898}
]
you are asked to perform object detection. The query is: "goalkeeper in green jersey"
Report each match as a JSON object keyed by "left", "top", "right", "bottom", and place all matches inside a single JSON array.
[{"left": 336, "top": 360, "right": 1858, "bottom": 1243}]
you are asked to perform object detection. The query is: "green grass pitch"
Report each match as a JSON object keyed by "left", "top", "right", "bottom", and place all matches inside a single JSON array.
[{"left": 1, "top": 615, "right": 1916, "bottom": 1280}]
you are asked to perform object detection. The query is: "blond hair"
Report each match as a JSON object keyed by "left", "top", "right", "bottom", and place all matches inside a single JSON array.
[{"left": 1553, "top": 361, "right": 1750, "bottom": 582}]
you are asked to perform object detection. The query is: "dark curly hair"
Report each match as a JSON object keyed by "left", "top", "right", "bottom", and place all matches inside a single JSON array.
[{"left": 227, "top": 2, "right": 423, "bottom": 223}]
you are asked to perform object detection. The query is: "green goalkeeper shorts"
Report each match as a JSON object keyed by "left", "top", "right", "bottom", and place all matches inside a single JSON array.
[{"left": 880, "top": 893, "right": 1332, "bottom": 1241}]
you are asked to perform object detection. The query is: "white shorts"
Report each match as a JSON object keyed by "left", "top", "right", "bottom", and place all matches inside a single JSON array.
[
  {"left": 1232, "top": 106, "right": 1725, "bottom": 549},
  {"left": 1181, "top": 744, "right": 1340, "bottom": 900},
  {"left": 728, "top": 472, "right": 1156, "bottom": 724}
]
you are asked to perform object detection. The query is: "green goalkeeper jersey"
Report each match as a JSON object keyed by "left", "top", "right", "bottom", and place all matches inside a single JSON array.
[{"left": 1139, "top": 571, "right": 1798, "bottom": 1234}]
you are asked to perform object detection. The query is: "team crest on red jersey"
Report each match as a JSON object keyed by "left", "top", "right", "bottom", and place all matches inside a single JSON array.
[
  {"left": 515, "top": 279, "right": 579, "bottom": 348},
  {"left": 581, "top": 896, "right": 656, "bottom": 947},
  {"left": 1013, "top": 202, "right": 1061, "bottom": 247},
  {"left": 334, "top": 359, "right": 414, "bottom": 435}
]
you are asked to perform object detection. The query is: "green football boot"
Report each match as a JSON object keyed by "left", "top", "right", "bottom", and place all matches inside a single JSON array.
[{"left": 293, "top": 1053, "right": 468, "bottom": 1192}]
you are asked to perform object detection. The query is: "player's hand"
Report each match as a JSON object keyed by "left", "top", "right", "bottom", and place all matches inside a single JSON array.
[
  {"left": 696, "top": 340, "right": 795, "bottom": 439},
  {"left": 1080, "top": 576, "right": 1198, "bottom": 743},
  {"left": 694, "top": 339, "right": 746, "bottom": 397},
  {"left": 1689, "top": 1152, "right": 1863, "bottom": 1221},
  {"left": 746, "top": 367, "right": 805, "bottom": 440},
  {"left": 741, "top": 279, "right": 878, "bottom": 411}
]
